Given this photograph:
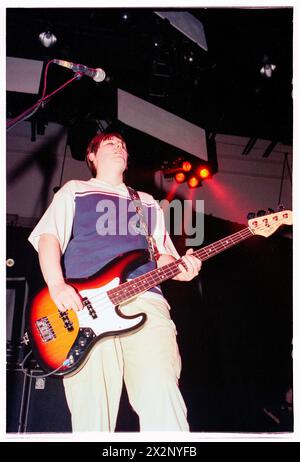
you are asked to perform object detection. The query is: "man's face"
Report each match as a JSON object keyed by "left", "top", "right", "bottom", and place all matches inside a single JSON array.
[{"left": 89, "top": 136, "right": 128, "bottom": 176}]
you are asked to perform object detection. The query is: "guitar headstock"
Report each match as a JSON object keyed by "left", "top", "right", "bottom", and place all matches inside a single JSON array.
[{"left": 248, "top": 210, "right": 293, "bottom": 237}]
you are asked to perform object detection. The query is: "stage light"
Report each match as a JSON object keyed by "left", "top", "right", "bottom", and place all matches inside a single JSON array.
[
  {"left": 161, "top": 157, "right": 191, "bottom": 177},
  {"left": 161, "top": 157, "right": 214, "bottom": 188},
  {"left": 260, "top": 55, "right": 276, "bottom": 78},
  {"left": 198, "top": 166, "right": 210, "bottom": 179},
  {"left": 175, "top": 172, "right": 186, "bottom": 183},
  {"left": 188, "top": 176, "right": 200, "bottom": 188},
  {"left": 260, "top": 63, "right": 276, "bottom": 78},
  {"left": 39, "top": 30, "right": 57, "bottom": 48},
  {"left": 182, "top": 161, "right": 192, "bottom": 172}
]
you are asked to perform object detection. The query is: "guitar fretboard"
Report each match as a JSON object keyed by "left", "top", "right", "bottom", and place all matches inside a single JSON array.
[{"left": 107, "top": 227, "right": 253, "bottom": 305}]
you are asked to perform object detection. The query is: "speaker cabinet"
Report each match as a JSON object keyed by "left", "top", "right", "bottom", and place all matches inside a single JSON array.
[{"left": 6, "top": 368, "right": 72, "bottom": 433}]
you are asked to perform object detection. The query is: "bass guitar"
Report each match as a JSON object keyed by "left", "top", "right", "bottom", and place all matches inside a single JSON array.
[{"left": 25, "top": 209, "right": 292, "bottom": 377}]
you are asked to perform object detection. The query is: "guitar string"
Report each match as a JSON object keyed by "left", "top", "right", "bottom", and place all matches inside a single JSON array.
[
  {"left": 29, "top": 306, "right": 147, "bottom": 361},
  {"left": 107, "top": 215, "right": 289, "bottom": 298},
  {"left": 36, "top": 217, "right": 286, "bottom": 327},
  {"left": 109, "top": 214, "right": 289, "bottom": 300},
  {"left": 31, "top": 216, "right": 290, "bottom": 361},
  {"left": 27, "top": 231, "right": 255, "bottom": 361}
]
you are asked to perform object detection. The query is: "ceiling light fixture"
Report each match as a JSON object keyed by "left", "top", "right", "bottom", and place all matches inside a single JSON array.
[
  {"left": 260, "top": 55, "right": 276, "bottom": 78},
  {"left": 39, "top": 30, "right": 57, "bottom": 48}
]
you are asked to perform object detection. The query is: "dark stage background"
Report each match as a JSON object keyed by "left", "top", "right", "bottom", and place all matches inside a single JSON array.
[
  {"left": 6, "top": 7, "right": 293, "bottom": 435},
  {"left": 6, "top": 203, "right": 293, "bottom": 434}
]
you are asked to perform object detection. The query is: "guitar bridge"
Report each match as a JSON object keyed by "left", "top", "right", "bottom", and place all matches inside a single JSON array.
[{"left": 36, "top": 317, "right": 56, "bottom": 342}]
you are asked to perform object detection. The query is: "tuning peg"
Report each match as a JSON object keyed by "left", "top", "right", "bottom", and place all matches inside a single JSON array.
[
  {"left": 278, "top": 204, "right": 285, "bottom": 211},
  {"left": 267, "top": 208, "right": 275, "bottom": 214},
  {"left": 257, "top": 210, "right": 266, "bottom": 217},
  {"left": 247, "top": 212, "right": 256, "bottom": 220}
]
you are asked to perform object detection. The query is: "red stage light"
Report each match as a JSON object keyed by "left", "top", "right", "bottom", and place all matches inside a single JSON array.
[
  {"left": 188, "top": 176, "right": 199, "bottom": 188},
  {"left": 175, "top": 172, "right": 186, "bottom": 183},
  {"left": 182, "top": 161, "right": 192, "bottom": 172},
  {"left": 198, "top": 167, "right": 210, "bottom": 179}
]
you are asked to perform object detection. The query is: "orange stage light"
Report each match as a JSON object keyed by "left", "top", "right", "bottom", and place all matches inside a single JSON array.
[
  {"left": 175, "top": 172, "right": 186, "bottom": 183},
  {"left": 188, "top": 176, "right": 200, "bottom": 188},
  {"left": 182, "top": 161, "right": 192, "bottom": 172},
  {"left": 198, "top": 167, "right": 210, "bottom": 179}
]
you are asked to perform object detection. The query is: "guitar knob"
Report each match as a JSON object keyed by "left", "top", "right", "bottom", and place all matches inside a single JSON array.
[
  {"left": 278, "top": 204, "right": 285, "bottom": 211},
  {"left": 247, "top": 212, "right": 256, "bottom": 220},
  {"left": 78, "top": 336, "right": 87, "bottom": 347},
  {"left": 267, "top": 208, "right": 274, "bottom": 214},
  {"left": 84, "top": 328, "right": 91, "bottom": 338}
]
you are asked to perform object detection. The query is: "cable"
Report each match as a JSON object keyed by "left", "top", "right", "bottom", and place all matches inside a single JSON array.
[
  {"left": 6, "top": 59, "right": 80, "bottom": 131},
  {"left": 6, "top": 97, "right": 44, "bottom": 131},
  {"left": 6, "top": 59, "right": 54, "bottom": 130},
  {"left": 20, "top": 348, "right": 69, "bottom": 378}
]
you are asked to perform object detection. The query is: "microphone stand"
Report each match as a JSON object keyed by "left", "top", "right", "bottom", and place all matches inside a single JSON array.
[{"left": 7, "top": 59, "right": 84, "bottom": 131}]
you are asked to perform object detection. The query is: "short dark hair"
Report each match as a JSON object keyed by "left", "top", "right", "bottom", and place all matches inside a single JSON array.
[{"left": 85, "top": 132, "right": 126, "bottom": 177}]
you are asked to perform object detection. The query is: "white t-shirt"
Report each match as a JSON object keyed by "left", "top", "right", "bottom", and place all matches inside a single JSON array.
[{"left": 28, "top": 178, "right": 180, "bottom": 300}]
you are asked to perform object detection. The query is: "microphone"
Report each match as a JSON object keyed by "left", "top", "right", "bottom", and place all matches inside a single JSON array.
[{"left": 53, "top": 59, "right": 106, "bottom": 82}]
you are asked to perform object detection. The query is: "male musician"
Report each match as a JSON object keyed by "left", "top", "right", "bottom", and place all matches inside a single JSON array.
[{"left": 28, "top": 132, "right": 201, "bottom": 431}]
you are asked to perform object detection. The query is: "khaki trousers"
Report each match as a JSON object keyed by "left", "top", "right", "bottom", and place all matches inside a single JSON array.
[{"left": 63, "top": 294, "right": 189, "bottom": 432}]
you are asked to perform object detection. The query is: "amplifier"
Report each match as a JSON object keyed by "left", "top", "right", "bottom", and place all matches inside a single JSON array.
[{"left": 6, "top": 368, "right": 72, "bottom": 433}]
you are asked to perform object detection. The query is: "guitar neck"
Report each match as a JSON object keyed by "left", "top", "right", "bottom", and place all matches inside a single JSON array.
[{"left": 108, "top": 226, "right": 253, "bottom": 305}]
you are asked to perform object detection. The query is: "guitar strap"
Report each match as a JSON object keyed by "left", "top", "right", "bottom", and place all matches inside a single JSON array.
[{"left": 126, "top": 186, "right": 159, "bottom": 262}]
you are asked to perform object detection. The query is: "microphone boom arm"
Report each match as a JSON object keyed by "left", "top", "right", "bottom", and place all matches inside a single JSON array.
[{"left": 7, "top": 60, "right": 86, "bottom": 131}]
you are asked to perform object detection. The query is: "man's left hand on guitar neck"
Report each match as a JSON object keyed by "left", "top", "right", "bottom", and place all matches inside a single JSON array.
[{"left": 157, "top": 248, "right": 202, "bottom": 282}]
